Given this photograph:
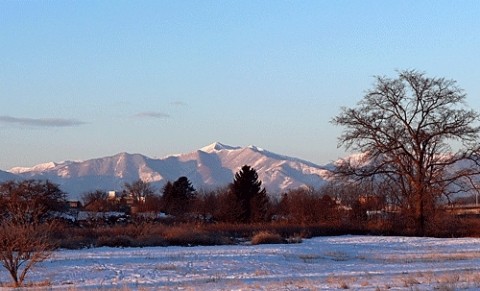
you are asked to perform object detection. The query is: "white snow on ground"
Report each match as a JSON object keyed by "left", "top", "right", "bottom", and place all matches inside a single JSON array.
[{"left": 2, "top": 235, "right": 480, "bottom": 290}]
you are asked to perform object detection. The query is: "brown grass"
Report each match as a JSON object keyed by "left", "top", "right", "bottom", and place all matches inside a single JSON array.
[
  {"left": 57, "top": 222, "right": 346, "bottom": 249},
  {"left": 52, "top": 215, "right": 480, "bottom": 250},
  {"left": 251, "top": 231, "right": 284, "bottom": 245},
  {"left": 162, "top": 226, "right": 231, "bottom": 246}
]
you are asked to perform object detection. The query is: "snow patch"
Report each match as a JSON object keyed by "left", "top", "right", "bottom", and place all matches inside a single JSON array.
[
  {"left": 248, "top": 145, "right": 264, "bottom": 152},
  {"left": 200, "top": 142, "right": 241, "bottom": 152},
  {"left": 9, "top": 162, "right": 58, "bottom": 173}
]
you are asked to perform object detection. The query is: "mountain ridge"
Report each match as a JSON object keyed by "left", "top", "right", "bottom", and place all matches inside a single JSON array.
[{"left": 3, "top": 142, "right": 332, "bottom": 200}]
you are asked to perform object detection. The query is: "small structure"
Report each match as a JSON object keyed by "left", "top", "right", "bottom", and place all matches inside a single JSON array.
[
  {"left": 68, "top": 200, "right": 82, "bottom": 209},
  {"left": 108, "top": 191, "right": 120, "bottom": 201}
]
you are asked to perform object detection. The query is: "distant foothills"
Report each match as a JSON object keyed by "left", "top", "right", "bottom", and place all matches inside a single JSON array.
[{"left": 1, "top": 142, "right": 333, "bottom": 200}]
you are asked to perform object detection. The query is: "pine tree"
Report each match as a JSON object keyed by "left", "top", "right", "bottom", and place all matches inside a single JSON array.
[
  {"left": 162, "top": 176, "right": 196, "bottom": 217},
  {"left": 229, "top": 165, "right": 269, "bottom": 223}
]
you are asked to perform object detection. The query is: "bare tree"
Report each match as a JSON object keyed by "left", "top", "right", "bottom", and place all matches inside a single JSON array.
[
  {"left": 190, "top": 189, "right": 218, "bottom": 222},
  {"left": 82, "top": 190, "right": 113, "bottom": 212},
  {"left": 332, "top": 70, "right": 480, "bottom": 236},
  {"left": 0, "top": 221, "right": 55, "bottom": 287},
  {"left": 0, "top": 179, "right": 67, "bottom": 224},
  {"left": 122, "top": 179, "right": 156, "bottom": 205},
  {"left": 277, "top": 187, "right": 338, "bottom": 225},
  {"left": 0, "top": 180, "right": 64, "bottom": 286}
]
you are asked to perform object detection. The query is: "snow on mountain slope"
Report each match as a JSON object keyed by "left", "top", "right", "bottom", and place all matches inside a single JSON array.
[
  {"left": 6, "top": 142, "right": 331, "bottom": 199},
  {"left": 200, "top": 142, "right": 241, "bottom": 152},
  {"left": 10, "top": 161, "right": 59, "bottom": 174},
  {"left": 200, "top": 144, "right": 330, "bottom": 190}
]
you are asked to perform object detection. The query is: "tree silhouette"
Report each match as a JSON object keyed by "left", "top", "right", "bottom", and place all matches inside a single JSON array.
[
  {"left": 229, "top": 165, "right": 269, "bottom": 223},
  {"left": 162, "top": 176, "right": 196, "bottom": 217},
  {"left": 0, "top": 180, "right": 64, "bottom": 287},
  {"left": 0, "top": 179, "right": 67, "bottom": 224},
  {"left": 332, "top": 70, "right": 480, "bottom": 236},
  {"left": 82, "top": 190, "right": 114, "bottom": 212},
  {"left": 122, "top": 179, "right": 156, "bottom": 206}
]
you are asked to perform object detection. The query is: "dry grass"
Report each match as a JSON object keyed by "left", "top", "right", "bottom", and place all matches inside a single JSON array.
[
  {"left": 435, "top": 273, "right": 460, "bottom": 291},
  {"left": 326, "top": 275, "right": 357, "bottom": 289},
  {"left": 402, "top": 276, "right": 420, "bottom": 287},
  {"left": 298, "top": 253, "right": 322, "bottom": 263},
  {"left": 53, "top": 217, "right": 480, "bottom": 250},
  {"left": 162, "top": 226, "right": 230, "bottom": 246},
  {"left": 384, "top": 271, "right": 480, "bottom": 290},
  {"left": 15, "top": 269, "right": 480, "bottom": 290},
  {"left": 58, "top": 223, "right": 236, "bottom": 248},
  {"left": 251, "top": 231, "right": 284, "bottom": 245},
  {"left": 324, "top": 250, "right": 350, "bottom": 261},
  {"left": 378, "top": 251, "right": 480, "bottom": 263},
  {"left": 0, "top": 279, "right": 52, "bottom": 288},
  {"left": 154, "top": 263, "right": 177, "bottom": 271}
]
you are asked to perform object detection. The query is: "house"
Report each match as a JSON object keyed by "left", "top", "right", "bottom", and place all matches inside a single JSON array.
[{"left": 68, "top": 200, "right": 82, "bottom": 209}]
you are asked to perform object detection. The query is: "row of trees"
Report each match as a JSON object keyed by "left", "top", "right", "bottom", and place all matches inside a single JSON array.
[{"left": 81, "top": 165, "right": 272, "bottom": 224}]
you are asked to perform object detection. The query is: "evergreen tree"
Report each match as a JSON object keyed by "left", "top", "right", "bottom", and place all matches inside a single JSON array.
[
  {"left": 162, "top": 176, "right": 196, "bottom": 217},
  {"left": 161, "top": 181, "right": 174, "bottom": 213},
  {"left": 229, "top": 165, "right": 269, "bottom": 223}
]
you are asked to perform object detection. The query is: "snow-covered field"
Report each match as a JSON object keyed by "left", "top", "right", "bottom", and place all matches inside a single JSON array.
[{"left": 3, "top": 235, "right": 480, "bottom": 290}]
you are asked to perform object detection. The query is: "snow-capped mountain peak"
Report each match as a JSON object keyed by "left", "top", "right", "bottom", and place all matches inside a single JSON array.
[
  {"left": 4, "top": 142, "right": 331, "bottom": 199},
  {"left": 248, "top": 145, "right": 265, "bottom": 152},
  {"left": 9, "top": 161, "right": 59, "bottom": 174},
  {"left": 200, "top": 142, "right": 241, "bottom": 152}
]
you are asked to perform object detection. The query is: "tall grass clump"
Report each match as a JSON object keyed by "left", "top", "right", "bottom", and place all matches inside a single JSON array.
[{"left": 251, "top": 231, "right": 284, "bottom": 245}]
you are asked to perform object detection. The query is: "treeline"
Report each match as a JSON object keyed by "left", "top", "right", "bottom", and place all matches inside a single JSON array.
[
  {"left": 1, "top": 165, "right": 479, "bottom": 287},
  {"left": 81, "top": 165, "right": 274, "bottom": 224},
  {"left": 2, "top": 165, "right": 478, "bottom": 242},
  {"left": 78, "top": 165, "right": 350, "bottom": 227},
  {"left": 76, "top": 164, "right": 475, "bottom": 238}
]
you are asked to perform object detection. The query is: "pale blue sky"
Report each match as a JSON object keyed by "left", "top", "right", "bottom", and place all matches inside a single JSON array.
[{"left": 1, "top": 1, "right": 479, "bottom": 170}]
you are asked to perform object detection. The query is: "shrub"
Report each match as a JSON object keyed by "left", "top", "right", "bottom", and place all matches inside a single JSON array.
[
  {"left": 59, "top": 235, "right": 96, "bottom": 249},
  {"left": 96, "top": 235, "right": 134, "bottom": 247},
  {"left": 251, "top": 231, "right": 284, "bottom": 245},
  {"left": 136, "top": 234, "right": 167, "bottom": 247},
  {"left": 163, "top": 226, "right": 230, "bottom": 246}
]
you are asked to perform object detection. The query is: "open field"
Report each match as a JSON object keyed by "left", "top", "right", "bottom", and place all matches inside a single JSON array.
[{"left": 2, "top": 235, "right": 480, "bottom": 290}]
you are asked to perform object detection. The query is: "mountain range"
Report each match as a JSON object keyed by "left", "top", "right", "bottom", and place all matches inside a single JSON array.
[{"left": 3, "top": 142, "right": 332, "bottom": 200}]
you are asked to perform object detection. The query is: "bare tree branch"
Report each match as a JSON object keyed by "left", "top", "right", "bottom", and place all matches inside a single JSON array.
[{"left": 332, "top": 70, "right": 480, "bottom": 236}]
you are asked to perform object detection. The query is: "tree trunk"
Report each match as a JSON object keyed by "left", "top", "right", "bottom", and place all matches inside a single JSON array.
[
  {"left": 8, "top": 267, "right": 19, "bottom": 287},
  {"left": 414, "top": 186, "right": 427, "bottom": 237}
]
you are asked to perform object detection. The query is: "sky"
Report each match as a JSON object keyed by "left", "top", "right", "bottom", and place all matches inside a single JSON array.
[{"left": 1, "top": 1, "right": 480, "bottom": 170}]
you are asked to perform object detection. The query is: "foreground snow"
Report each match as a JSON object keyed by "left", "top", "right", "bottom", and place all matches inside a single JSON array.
[{"left": 2, "top": 235, "right": 480, "bottom": 290}]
